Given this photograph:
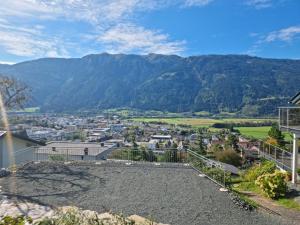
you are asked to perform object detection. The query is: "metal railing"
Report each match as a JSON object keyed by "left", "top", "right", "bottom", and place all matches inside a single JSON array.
[
  {"left": 107, "top": 148, "right": 231, "bottom": 187},
  {"left": 11, "top": 146, "right": 36, "bottom": 168},
  {"left": 186, "top": 150, "right": 231, "bottom": 187},
  {"left": 9, "top": 146, "right": 232, "bottom": 188},
  {"left": 34, "top": 146, "right": 112, "bottom": 161},
  {"left": 107, "top": 148, "right": 188, "bottom": 163},
  {"left": 279, "top": 106, "right": 300, "bottom": 132},
  {"left": 258, "top": 141, "right": 292, "bottom": 171}
]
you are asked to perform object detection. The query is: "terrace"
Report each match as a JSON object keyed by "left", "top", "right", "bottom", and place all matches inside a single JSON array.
[
  {"left": 278, "top": 106, "right": 300, "bottom": 184},
  {"left": 279, "top": 106, "right": 300, "bottom": 134},
  {"left": 0, "top": 161, "right": 295, "bottom": 225}
]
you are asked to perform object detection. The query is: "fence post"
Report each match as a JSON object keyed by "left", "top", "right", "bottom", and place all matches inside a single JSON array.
[{"left": 223, "top": 167, "right": 226, "bottom": 187}]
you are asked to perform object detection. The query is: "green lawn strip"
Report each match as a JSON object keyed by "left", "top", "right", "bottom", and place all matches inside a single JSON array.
[
  {"left": 231, "top": 178, "right": 300, "bottom": 212},
  {"left": 276, "top": 198, "right": 300, "bottom": 211}
]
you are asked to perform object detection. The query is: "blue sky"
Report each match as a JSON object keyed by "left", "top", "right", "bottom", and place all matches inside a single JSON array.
[{"left": 0, "top": 0, "right": 299, "bottom": 64}]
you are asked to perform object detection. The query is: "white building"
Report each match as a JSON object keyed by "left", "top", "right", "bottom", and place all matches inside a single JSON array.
[
  {"left": 279, "top": 92, "right": 300, "bottom": 184},
  {"left": 0, "top": 131, "right": 43, "bottom": 168},
  {"left": 36, "top": 141, "right": 116, "bottom": 161}
]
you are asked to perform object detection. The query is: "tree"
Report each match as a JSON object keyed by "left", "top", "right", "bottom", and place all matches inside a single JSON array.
[
  {"left": 195, "top": 128, "right": 206, "bottom": 155},
  {"left": 267, "top": 125, "right": 285, "bottom": 147},
  {"left": 172, "top": 142, "right": 178, "bottom": 149},
  {"left": 214, "top": 149, "right": 242, "bottom": 167},
  {"left": 0, "top": 75, "right": 30, "bottom": 109},
  {"left": 155, "top": 142, "right": 160, "bottom": 149},
  {"left": 211, "top": 144, "right": 223, "bottom": 153},
  {"left": 225, "top": 134, "right": 239, "bottom": 151}
]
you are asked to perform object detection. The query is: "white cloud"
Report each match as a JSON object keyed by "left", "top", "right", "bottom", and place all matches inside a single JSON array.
[
  {"left": 184, "top": 0, "right": 214, "bottom": 7},
  {"left": 246, "top": 0, "right": 273, "bottom": 9},
  {"left": 0, "top": 0, "right": 210, "bottom": 58},
  {"left": 0, "top": 61, "right": 16, "bottom": 65},
  {"left": 0, "top": 21, "right": 70, "bottom": 58},
  {"left": 0, "top": 0, "right": 166, "bottom": 25},
  {"left": 98, "top": 24, "right": 186, "bottom": 55},
  {"left": 264, "top": 26, "right": 300, "bottom": 42},
  {"left": 246, "top": 25, "right": 300, "bottom": 55}
]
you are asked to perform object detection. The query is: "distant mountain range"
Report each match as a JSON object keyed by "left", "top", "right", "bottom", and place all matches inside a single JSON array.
[{"left": 0, "top": 53, "right": 299, "bottom": 116}]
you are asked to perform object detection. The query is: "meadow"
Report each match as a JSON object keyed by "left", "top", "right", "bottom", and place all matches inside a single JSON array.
[
  {"left": 132, "top": 117, "right": 275, "bottom": 127},
  {"left": 132, "top": 117, "right": 292, "bottom": 141},
  {"left": 237, "top": 126, "right": 292, "bottom": 141}
]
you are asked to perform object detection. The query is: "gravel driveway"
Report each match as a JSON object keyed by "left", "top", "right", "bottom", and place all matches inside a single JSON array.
[{"left": 0, "top": 161, "right": 298, "bottom": 225}]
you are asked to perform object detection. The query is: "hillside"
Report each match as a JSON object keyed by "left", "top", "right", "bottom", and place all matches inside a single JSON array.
[{"left": 0, "top": 53, "right": 299, "bottom": 116}]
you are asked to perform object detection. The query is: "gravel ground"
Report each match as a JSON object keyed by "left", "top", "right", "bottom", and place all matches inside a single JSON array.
[{"left": 0, "top": 161, "right": 298, "bottom": 225}]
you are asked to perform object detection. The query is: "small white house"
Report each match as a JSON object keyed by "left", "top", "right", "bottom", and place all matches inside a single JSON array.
[{"left": 0, "top": 131, "right": 43, "bottom": 168}]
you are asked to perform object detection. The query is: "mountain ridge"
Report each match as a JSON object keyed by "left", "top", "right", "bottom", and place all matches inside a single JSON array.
[{"left": 0, "top": 53, "right": 299, "bottom": 116}]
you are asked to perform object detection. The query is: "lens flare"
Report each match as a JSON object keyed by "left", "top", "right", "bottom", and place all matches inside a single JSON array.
[
  {"left": 0, "top": 93, "right": 15, "bottom": 167},
  {"left": 0, "top": 93, "right": 17, "bottom": 202}
]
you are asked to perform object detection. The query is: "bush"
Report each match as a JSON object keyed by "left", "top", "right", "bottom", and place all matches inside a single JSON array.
[
  {"left": 255, "top": 170, "right": 288, "bottom": 199},
  {"left": 243, "top": 160, "right": 276, "bottom": 182},
  {"left": 202, "top": 167, "right": 232, "bottom": 185},
  {"left": 35, "top": 207, "right": 135, "bottom": 225},
  {"left": 0, "top": 215, "right": 32, "bottom": 225},
  {"left": 214, "top": 149, "right": 242, "bottom": 167},
  {"left": 49, "top": 155, "right": 65, "bottom": 161}
]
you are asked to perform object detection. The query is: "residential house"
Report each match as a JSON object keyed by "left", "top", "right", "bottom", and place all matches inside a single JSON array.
[
  {"left": 36, "top": 141, "right": 116, "bottom": 161},
  {"left": 279, "top": 91, "right": 300, "bottom": 183},
  {"left": 0, "top": 131, "right": 43, "bottom": 168}
]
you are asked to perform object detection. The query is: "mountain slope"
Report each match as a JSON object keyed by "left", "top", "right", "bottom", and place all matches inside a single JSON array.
[{"left": 0, "top": 53, "right": 299, "bottom": 115}]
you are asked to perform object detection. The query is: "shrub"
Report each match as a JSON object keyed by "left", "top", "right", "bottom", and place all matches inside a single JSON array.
[
  {"left": 0, "top": 215, "right": 32, "bottom": 225},
  {"left": 35, "top": 207, "right": 135, "bottom": 225},
  {"left": 214, "top": 149, "right": 242, "bottom": 167},
  {"left": 243, "top": 160, "right": 276, "bottom": 182},
  {"left": 255, "top": 170, "right": 288, "bottom": 199},
  {"left": 49, "top": 155, "right": 65, "bottom": 161},
  {"left": 202, "top": 167, "right": 231, "bottom": 185}
]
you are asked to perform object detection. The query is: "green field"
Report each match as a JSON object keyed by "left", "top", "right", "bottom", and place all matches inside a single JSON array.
[
  {"left": 132, "top": 117, "right": 275, "bottom": 128},
  {"left": 11, "top": 107, "right": 40, "bottom": 113},
  {"left": 237, "top": 126, "right": 292, "bottom": 141},
  {"left": 24, "top": 107, "right": 40, "bottom": 112},
  {"left": 132, "top": 117, "right": 294, "bottom": 141},
  {"left": 237, "top": 126, "right": 272, "bottom": 139},
  {"left": 132, "top": 117, "right": 220, "bottom": 127}
]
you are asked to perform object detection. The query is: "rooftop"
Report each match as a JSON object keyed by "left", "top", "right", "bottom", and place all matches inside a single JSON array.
[{"left": 37, "top": 142, "right": 115, "bottom": 156}]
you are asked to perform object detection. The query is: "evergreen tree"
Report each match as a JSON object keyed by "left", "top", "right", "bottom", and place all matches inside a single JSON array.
[
  {"left": 196, "top": 128, "right": 206, "bottom": 155},
  {"left": 226, "top": 134, "right": 239, "bottom": 151},
  {"left": 268, "top": 125, "right": 285, "bottom": 147}
]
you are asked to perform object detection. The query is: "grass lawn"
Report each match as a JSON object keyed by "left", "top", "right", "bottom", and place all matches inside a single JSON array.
[
  {"left": 237, "top": 126, "right": 272, "bottom": 139},
  {"left": 277, "top": 198, "right": 300, "bottom": 211},
  {"left": 24, "top": 107, "right": 40, "bottom": 112},
  {"left": 237, "top": 126, "right": 292, "bottom": 141},
  {"left": 232, "top": 180, "right": 300, "bottom": 212}
]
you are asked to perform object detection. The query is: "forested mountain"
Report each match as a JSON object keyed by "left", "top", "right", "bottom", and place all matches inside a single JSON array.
[{"left": 0, "top": 53, "right": 299, "bottom": 116}]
